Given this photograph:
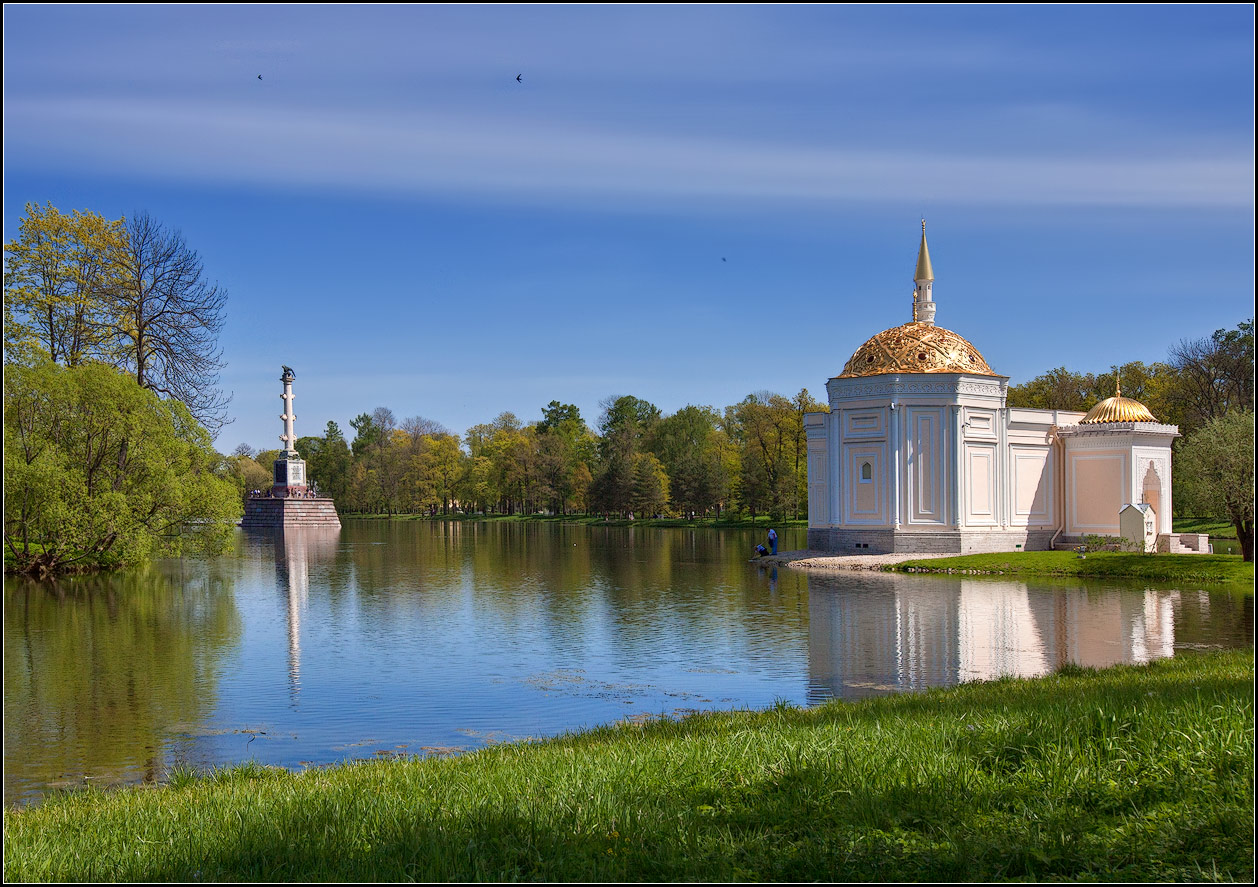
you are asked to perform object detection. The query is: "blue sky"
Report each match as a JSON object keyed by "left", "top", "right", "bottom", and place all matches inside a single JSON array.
[{"left": 4, "top": 4, "right": 1253, "bottom": 452}]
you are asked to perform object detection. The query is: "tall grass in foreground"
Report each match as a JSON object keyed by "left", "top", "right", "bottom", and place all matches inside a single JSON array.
[{"left": 5, "top": 650, "right": 1253, "bottom": 882}]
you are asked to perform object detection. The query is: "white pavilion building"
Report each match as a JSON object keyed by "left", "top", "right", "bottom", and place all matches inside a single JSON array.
[{"left": 804, "top": 225, "right": 1207, "bottom": 555}]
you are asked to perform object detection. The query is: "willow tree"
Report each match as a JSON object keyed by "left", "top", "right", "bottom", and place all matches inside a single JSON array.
[
  {"left": 1176, "top": 409, "right": 1255, "bottom": 562},
  {"left": 3, "top": 360, "right": 241, "bottom": 575}
]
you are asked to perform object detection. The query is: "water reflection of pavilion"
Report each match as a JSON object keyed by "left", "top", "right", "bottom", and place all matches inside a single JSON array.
[
  {"left": 806, "top": 573, "right": 1180, "bottom": 704},
  {"left": 272, "top": 529, "right": 341, "bottom": 705}
]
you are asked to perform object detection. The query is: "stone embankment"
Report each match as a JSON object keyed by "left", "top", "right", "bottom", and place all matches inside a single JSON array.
[{"left": 759, "top": 550, "right": 956, "bottom": 572}]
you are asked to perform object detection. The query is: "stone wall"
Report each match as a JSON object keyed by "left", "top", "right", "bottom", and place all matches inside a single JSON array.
[
  {"left": 808, "top": 527, "right": 1056, "bottom": 554},
  {"left": 240, "top": 498, "right": 342, "bottom": 530}
]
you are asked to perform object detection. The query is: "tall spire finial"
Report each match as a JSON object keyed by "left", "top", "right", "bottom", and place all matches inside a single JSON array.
[
  {"left": 914, "top": 221, "right": 934, "bottom": 282},
  {"left": 912, "top": 219, "right": 936, "bottom": 325}
]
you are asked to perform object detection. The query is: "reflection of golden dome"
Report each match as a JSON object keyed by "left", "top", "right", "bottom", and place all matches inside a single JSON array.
[
  {"left": 838, "top": 322, "right": 998, "bottom": 378},
  {"left": 1080, "top": 385, "right": 1157, "bottom": 424}
]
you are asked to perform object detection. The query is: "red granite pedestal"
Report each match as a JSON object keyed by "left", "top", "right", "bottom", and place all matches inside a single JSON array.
[{"left": 240, "top": 496, "right": 342, "bottom": 530}]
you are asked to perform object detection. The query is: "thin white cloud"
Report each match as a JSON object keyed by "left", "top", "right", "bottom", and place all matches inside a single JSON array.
[{"left": 6, "top": 97, "right": 1252, "bottom": 210}]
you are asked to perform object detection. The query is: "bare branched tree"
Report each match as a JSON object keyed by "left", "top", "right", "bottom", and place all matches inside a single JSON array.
[
  {"left": 105, "top": 212, "right": 231, "bottom": 433},
  {"left": 402, "top": 415, "right": 449, "bottom": 439},
  {"left": 1168, "top": 320, "right": 1254, "bottom": 432},
  {"left": 370, "top": 406, "right": 397, "bottom": 433}
]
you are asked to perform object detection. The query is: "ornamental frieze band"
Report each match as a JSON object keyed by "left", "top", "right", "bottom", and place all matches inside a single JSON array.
[{"left": 829, "top": 378, "right": 1005, "bottom": 399}]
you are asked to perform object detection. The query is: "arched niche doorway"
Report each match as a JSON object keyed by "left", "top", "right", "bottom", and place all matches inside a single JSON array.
[{"left": 1141, "top": 461, "right": 1162, "bottom": 520}]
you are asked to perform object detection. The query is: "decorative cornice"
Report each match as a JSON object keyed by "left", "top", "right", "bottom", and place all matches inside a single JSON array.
[
  {"left": 828, "top": 374, "right": 1006, "bottom": 400},
  {"left": 1057, "top": 421, "right": 1179, "bottom": 437}
]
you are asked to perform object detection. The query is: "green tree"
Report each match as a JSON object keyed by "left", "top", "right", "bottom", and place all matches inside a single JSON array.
[
  {"left": 3, "top": 202, "right": 127, "bottom": 368},
  {"left": 535, "top": 401, "right": 595, "bottom": 515},
  {"left": 292, "top": 421, "right": 350, "bottom": 501},
  {"left": 789, "top": 389, "right": 828, "bottom": 520},
  {"left": 3, "top": 360, "right": 241, "bottom": 575},
  {"left": 593, "top": 395, "right": 660, "bottom": 516},
  {"left": 224, "top": 452, "right": 271, "bottom": 500},
  {"left": 729, "top": 392, "right": 796, "bottom": 519},
  {"left": 538, "top": 400, "right": 582, "bottom": 434},
  {"left": 485, "top": 414, "right": 530, "bottom": 514},
  {"left": 651, "top": 404, "right": 727, "bottom": 517},
  {"left": 1175, "top": 410, "right": 1254, "bottom": 562},
  {"left": 631, "top": 453, "right": 670, "bottom": 518},
  {"left": 1008, "top": 361, "right": 1186, "bottom": 426},
  {"left": 422, "top": 433, "right": 465, "bottom": 514},
  {"left": 1007, "top": 366, "right": 1097, "bottom": 411}
]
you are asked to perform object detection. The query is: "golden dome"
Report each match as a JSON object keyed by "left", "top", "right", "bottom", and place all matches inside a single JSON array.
[
  {"left": 838, "top": 322, "right": 998, "bottom": 378},
  {"left": 1080, "top": 383, "right": 1157, "bottom": 424}
]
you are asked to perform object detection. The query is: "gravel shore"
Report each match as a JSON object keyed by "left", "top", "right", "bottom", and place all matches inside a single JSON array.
[{"left": 756, "top": 550, "right": 958, "bottom": 571}]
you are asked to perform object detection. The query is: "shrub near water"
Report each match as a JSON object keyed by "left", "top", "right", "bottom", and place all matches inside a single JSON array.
[{"left": 4, "top": 650, "right": 1253, "bottom": 882}]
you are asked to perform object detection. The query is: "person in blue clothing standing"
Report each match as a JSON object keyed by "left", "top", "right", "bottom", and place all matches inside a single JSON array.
[{"left": 767, "top": 527, "right": 778, "bottom": 556}]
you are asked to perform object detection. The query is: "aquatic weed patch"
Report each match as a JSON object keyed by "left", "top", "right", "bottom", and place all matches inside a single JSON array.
[{"left": 4, "top": 650, "right": 1252, "bottom": 882}]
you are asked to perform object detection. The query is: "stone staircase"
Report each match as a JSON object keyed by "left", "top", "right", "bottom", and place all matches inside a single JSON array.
[
  {"left": 1053, "top": 533, "right": 1210, "bottom": 554},
  {"left": 1157, "top": 533, "right": 1209, "bottom": 554}
]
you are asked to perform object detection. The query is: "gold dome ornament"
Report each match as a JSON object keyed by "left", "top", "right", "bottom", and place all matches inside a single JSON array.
[
  {"left": 837, "top": 322, "right": 998, "bottom": 378},
  {"left": 1080, "top": 380, "right": 1158, "bottom": 424}
]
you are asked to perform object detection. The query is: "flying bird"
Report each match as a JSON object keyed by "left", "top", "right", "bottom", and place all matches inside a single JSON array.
[
  {"left": 722, "top": 257, "right": 727, "bottom": 262},
  {"left": 516, "top": 73, "right": 522, "bottom": 82},
  {"left": 257, "top": 74, "right": 262, "bottom": 80}
]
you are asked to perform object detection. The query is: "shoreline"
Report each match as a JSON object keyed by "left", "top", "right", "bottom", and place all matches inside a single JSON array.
[
  {"left": 5, "top": 650, "right": 1251, "bottom": 882},
  {"left": 756, "top": 549, "right": 956, "bottom": 571},
  {"left": 765, "top": 548, "right": 1252, "bottom": 584}
]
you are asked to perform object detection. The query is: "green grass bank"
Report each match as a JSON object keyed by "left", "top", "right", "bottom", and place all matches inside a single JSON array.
[
  {"left": 1173, "top": 517, "right": 1239, "bottom": 539},
  {"left": 5, "top": 649, "right": 1252, "bottom": 882},
  {"left": 887, "top": 551, "right": 1254, "bottom": 584}
]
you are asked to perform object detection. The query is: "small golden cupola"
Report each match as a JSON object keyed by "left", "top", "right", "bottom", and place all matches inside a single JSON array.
[{"left": 1080, "top": 380, "right": 1158, "bottom": 424}]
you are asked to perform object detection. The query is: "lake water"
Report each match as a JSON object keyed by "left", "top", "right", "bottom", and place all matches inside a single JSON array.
[{"left": 4, "top": 521, "right": 1252, "bottom": 808}]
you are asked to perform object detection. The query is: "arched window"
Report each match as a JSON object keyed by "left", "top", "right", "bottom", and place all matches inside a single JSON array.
[{"left": 860, "top": 461, "right": 872, "bottom": 482}]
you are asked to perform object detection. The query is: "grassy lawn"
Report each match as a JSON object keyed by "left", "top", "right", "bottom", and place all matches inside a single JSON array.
[
  {"left": 1174, "top": 517, "right": 1239, "bottom": 539},
  {"left": 889, "top": 551, "right": 1253, "bottom": 584},
  {"left": 4, "top": 649, "right": 1252, "bottom": 882}
]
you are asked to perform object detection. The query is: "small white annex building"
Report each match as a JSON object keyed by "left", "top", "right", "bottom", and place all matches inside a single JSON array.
[{"left": 805, "top": 225, "right": 1204, "bottom": 555}]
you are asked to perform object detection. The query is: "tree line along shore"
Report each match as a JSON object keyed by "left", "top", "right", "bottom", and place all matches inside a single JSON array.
[
  {"left": 4, "top": 200, "right": 1253, "bottom": 573},
  {"left": 4, "top": 649, "right": 1251, "bottom": 882}
]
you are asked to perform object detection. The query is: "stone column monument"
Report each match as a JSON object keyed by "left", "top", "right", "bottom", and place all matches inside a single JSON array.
[
  {"left": 273, "top": 365, "right": 308, "bottom": 495},
  {"left": 241, "top": 365, "right": 341, "bottom": 530}
]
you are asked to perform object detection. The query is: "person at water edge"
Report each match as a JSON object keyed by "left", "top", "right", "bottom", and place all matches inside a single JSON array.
[
  {"left": 767, "top": 528, "right": 778, "bottom": 555},
  {"left": 755, "top": 544, "right": 768, "bottom": 557}
]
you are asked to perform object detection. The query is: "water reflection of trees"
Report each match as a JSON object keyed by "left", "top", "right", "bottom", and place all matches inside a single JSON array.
[
  {"left": 2, "top": 563, "right": 241, "bottom": 807},
  {"left": 321, "top": 521, "right": 809, "bottom": 666}
]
